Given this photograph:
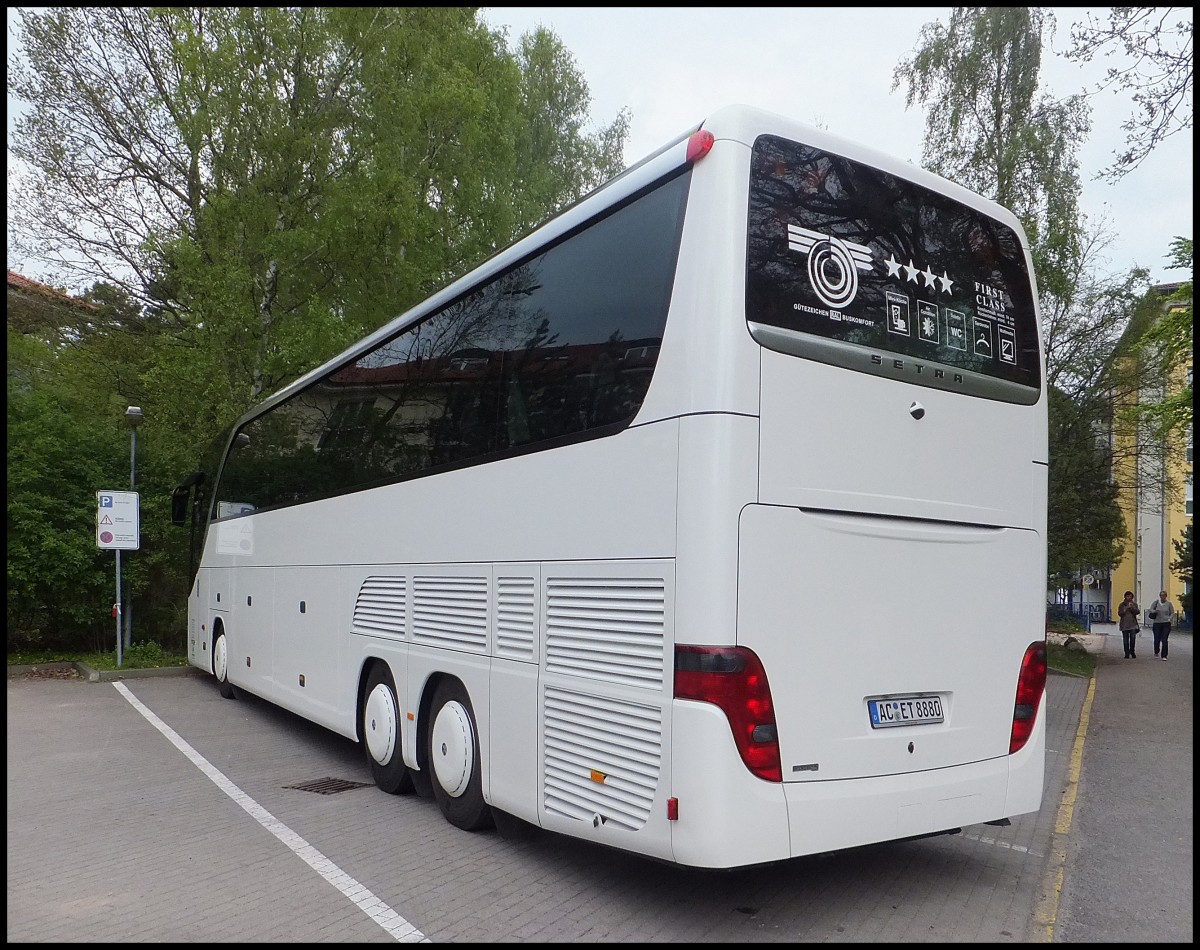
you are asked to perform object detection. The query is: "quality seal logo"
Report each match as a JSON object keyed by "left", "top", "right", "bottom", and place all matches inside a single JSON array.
[{"left": 787, "top": 224, "right": 873, "bottom": 310}]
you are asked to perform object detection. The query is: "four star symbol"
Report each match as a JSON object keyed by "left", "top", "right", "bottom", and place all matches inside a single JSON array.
[{"left": 881, "top": 254, "right": 955, "bottom": 295}]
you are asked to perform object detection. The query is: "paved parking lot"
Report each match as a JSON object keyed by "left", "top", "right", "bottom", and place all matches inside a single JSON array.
[{"left": 5, "top": 649, "right": 1183, "bottom": 942}]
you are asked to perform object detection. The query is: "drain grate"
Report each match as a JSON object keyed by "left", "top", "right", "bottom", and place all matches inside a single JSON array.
[{"left": 284, "top": 777, "right": 372, "bottom": 795}]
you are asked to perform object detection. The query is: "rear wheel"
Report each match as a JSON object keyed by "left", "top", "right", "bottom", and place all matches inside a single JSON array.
[
  {"left": 213, "top": 628, "right": 235, "bottom": 700},
  {"left": 362, "top": 663, "right": 414, "bottom": 795},
  {"left": 427, "top": 679, "right": 492, "bottom": 831}
]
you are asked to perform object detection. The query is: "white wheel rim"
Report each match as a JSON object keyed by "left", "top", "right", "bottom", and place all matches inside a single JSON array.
[
  {"left": 364, "top": 683, "right": 398, "bottom": 765},
  {"left": 431, "top": 700, "right": 473, "bottom": 798},
  {"left": 213, "top": 633, "right": 228, "bottom": 682}
]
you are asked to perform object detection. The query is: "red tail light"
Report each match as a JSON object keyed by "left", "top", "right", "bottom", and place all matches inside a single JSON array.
[
  {"left": 674, "top": 644, "right": 781, "bottom": 782},
  {"left": 1009, "top": 640, "right": 1047, "bottom": 754}
]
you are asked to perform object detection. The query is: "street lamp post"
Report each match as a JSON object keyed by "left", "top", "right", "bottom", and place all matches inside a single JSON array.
[{"left": 124, "top": 406, "right": 143, "bottom": 652}]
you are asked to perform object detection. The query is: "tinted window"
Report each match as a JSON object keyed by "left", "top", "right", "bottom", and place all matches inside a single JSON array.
[
  {"left": 746, "top": 135, "right": 1041, "bottom": 403},
  {"left": 214, "top": 171, "right": 691, "bottom": 516}
]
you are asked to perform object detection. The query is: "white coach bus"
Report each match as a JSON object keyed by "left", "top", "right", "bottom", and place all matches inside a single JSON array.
[{"left": 172, "top": 103, "right": 1048, "bottom": 870}]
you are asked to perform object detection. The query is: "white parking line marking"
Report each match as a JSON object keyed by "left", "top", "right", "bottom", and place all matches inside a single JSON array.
[
  {"left": 113, "top": 681, "right": 428, "bottom": 943},
  {"left": 959, "top": 832, "right": 1043, "bottom": 858}
]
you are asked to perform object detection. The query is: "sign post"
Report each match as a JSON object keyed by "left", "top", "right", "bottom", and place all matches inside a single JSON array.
[{"left": 97, "top": 491, "right": 139, "bottom": 667}]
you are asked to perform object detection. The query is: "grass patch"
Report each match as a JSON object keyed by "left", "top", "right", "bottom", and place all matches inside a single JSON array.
[
  {"left": 8, "top": 641, "right": 189, "bottom": 671},
  {"left": 1046, "top": 641, "right": 1097, "bottom": 677}
]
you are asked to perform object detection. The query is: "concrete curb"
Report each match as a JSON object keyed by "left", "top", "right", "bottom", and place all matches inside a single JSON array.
[{"left": 8, "top": 661, "right": 199, "bottom": 682}]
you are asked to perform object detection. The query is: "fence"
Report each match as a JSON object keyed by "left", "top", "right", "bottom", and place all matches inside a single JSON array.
[{"left": 1046, "top": 603, "right": 1098, "bottom": 631}]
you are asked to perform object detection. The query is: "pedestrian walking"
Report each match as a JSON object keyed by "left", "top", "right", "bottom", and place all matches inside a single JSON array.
[
  {"left": 1148, "top": 590, "right": 1176, "bottom": 659},
  {"left": 1117, "top": 590, "right": 1140, "bottom": 659}
]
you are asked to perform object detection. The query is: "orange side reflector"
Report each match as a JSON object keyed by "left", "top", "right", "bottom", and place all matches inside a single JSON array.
[
  {"left": 589, "top": 769, "right": 607, "bottom": 784},
  {"left": 406, "top": 712, "right": 415, "bottom": 721}
]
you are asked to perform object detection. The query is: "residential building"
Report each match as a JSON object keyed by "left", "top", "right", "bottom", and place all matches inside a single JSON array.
[{"left": 1108, "top": 281, "right": 1192, "bottom": 623}]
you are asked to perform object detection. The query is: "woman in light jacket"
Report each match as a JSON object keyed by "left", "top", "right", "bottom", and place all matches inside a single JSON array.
[{"left": 1149, "top": 590, "right": 1176, "bottom": 659}]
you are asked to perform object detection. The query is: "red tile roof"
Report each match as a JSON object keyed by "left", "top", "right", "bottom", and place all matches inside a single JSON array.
[{"left": 7, "top": 269, "right": 85, "bottom": 306}]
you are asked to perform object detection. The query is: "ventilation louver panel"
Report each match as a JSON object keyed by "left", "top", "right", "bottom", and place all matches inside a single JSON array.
[
  {"left": 412, "top": 575, "right": 488, "bottom": 652},
  {"left": 542, "top": 686, "right": 662, "bottom": 831},
  {"left": 496, "top": 576, "right": 536, "bottom": 661},
  {"left": 351, "top": 576, "right": 407, "bottom": 640},
  {"left": 545, "top": 577, "right": 665, "bottom": 689}
]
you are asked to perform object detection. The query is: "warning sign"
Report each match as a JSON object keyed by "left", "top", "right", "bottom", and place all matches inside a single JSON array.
[{"left": 96, "top": 491, "right": 140, "bottom": 550}]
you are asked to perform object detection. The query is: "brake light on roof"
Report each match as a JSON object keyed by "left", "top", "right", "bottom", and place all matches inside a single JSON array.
[
  {"left": 674, "top": 643, "right": 781, "bottom": 781},
  {"left": 686, "top": 130, "right": 715, "bottom": 163}
]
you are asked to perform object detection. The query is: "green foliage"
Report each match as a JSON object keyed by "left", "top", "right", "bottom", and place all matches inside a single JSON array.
[
  {"left": 892, "top": 8, "right": 1091, "bottom": 304},
  {"left": 8, "top": 8, "right": 626, "bottom": 655},
  {"left": 7, "top": 328, "right": 128, "bottom": 651},
  {"left": 7, "top": 643, "right": 189, "bottom": 670},
  {"left": 10, "top": 7, "right": 628, "bottom": 414},
  {"left": 1046, "top": 391, "right": 1127, "bottom": 579},
  {"left": 120, "top": 639, "right": 168, "bottom": 668}
]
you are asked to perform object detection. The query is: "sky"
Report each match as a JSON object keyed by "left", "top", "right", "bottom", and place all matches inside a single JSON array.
[{"left": 7, "top": 7, "right": 1193, "bottom": 289}]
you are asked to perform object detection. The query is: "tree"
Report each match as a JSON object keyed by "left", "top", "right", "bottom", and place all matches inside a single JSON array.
[
  {"left": 7, "top": 7, "right": 628, "bottom": 653},
  {"left": 8, "top": 7, "right": 628, "bottom": 410},
  {"left": 1171, "top": 522, "right": 1192, "bottom": 617},
  {"left": 1045, "top": 387, "right": 1126, "bottom": 580},
  {"left": 7, "top": 278, "right": 195, "bottom": 654},
  {"left": 1063, "top": 7, "right": 1193, "bottom": 181},
  {"left": 892, "top": 8, "right": 1091, "bottom": 304},
  {"left": 892, "top": 8, "right": 1139, "bottom": 584}
]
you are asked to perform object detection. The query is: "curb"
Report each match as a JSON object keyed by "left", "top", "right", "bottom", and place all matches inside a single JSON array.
[
  {"left": 1046, "top": 631, "right": 1107, "bottom": 655},
  {"left": 1028, "top": 673, "right": 1097, "bottom": 941},
  {"left": 8, "top": 661, "right": 199, "bottom": 682}
]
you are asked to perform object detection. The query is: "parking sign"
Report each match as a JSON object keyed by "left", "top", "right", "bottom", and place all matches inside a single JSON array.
[{"left": 97, "top": 491, "right": 140, "bottom": 550}]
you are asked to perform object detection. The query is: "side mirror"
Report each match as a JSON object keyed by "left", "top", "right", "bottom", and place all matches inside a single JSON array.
[
  {"left": 171, "top": 471, "right": 205, "bottom": 526},
  {"left": 171, "top": 485, "right": 190, "bottom": 526}
]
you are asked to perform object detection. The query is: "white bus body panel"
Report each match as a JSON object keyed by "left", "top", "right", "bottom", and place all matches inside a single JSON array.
[
  {"left": 194, "top": 419, "right": 681, "bottom": 746},
  {"left": 669, "top": 688, "right": 1044, "bottom": 868},
  {"left": 737, "top": 504, "right": 1045, "bottom": 781},
  {"left": 758, "top": 349, "right": 1046, "bottom": 525}
]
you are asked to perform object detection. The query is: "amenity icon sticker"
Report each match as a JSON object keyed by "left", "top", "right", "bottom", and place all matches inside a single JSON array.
[{"left": 96, "top": 490, "right": 140, "bottom": 550}]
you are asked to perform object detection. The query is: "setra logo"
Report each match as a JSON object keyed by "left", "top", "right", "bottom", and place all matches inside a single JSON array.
[{"left": 787, "top": 224, "right": 874, "bottom": 310}]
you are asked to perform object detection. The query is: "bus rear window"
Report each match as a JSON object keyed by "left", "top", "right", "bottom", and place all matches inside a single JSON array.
[{"left": 746, "top": 135, "right": 1041, "bottom": 403}]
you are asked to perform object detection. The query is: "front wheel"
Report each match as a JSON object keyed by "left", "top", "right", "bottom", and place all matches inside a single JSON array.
[
  {"left": 427, "top": 679, "right": 492, "bottom": 831},
  {"left": 213, "top": 628, "right": 235, "bottom": 700},
  {"left": 362, "top": 663, "right": 414, "bottom": 795}
]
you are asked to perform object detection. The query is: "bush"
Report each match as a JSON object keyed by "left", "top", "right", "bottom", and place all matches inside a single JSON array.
[
  {"left": 1046, "top": 612, "right": 1086, "bottom": 635},
  {"left": 122, "top": 639, "right": 167, "bottom": 667}
]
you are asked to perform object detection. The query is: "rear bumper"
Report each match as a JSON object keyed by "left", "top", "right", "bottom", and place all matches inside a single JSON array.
[{"left": 669, "top": 698, "right": 1045, "bottom": 868}]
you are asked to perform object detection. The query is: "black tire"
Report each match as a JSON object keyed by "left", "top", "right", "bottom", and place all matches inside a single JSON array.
[
  {"left": 213, "top": 627, "right": 235, "bottom": 700},
  {"left": 426, "top": 679, "right": 492, "bottom": 831},
  {"left": 409, "top": 760, "right": 434, "bottom": 800},
  {"left": 362, "top": 663, "right": 414, "bottom": 795}
]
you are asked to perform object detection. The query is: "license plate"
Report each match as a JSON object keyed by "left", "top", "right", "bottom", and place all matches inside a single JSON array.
[{"left": 868, "top": 695, "right": 944, "bottom": 728}]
